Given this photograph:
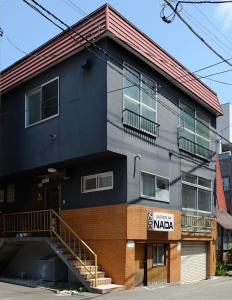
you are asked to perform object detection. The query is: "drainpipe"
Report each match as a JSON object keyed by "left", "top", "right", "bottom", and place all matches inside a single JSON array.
[{"left": 134, "top": 154, "right": 141, "bottom": 178}]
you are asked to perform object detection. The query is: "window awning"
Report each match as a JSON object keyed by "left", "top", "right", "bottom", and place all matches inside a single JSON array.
[
  {"left": 217, "top": 209, "right": 232, "bottom": 230},
  {"left": 216, "top": 156, "right": 232, "bottom": 229}
]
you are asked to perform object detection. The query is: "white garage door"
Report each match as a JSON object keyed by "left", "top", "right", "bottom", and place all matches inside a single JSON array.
[{"left": 181, "top": 242, "right": 207, "bottom": 283}]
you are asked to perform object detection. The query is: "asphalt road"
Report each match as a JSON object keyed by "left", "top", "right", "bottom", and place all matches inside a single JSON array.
[
  {"left": 96, "top": 277, "right": 232, "bottom": 300},
  {"left": 0, "top": 277, "right": 232, "bottom": 300}
]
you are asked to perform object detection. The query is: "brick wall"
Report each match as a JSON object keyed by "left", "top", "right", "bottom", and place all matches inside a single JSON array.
[{"left": 61, "top": 205, "right": 216, "bottom": 287}]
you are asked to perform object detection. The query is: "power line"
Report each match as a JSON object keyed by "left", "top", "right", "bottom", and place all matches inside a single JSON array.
[
  {"left": 182, "top": 9, "right": 232, "bottom": 56},
  {"left": 206, "top": 78, "right": 232, "bottom": 86},
  {"left": 20, "top": 0, "right": 231, "bottom": 146},
  {"left": 60, "top": 0, "right": 232, "bottom": 88},
  {"left": 170, "top": 1, "right": 232, "bottom": 14},
  {"left": 162, "top": 0, "right": 232, "bottom": 68},
  {"left": 193, "top": 4, "right": 232, "bottom": 49},
  {"left": 2, "top": 0, "right": 231, "bottom": 91}
]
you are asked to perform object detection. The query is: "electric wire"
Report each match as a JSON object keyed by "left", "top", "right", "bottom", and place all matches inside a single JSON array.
[
  {"left": 193, "top": 4, "right": 232, "bottom": 48},
  {"left": 162, "top": 0, "right": 232, "bottom": 67},
  {"left": 182, "top": 9, "right": 232, "bottom": 56}
]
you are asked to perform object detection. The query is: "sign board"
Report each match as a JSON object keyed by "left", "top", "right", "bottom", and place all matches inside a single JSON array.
[{"left": 148, "top": 211, "right": 174, "bottom": 232}]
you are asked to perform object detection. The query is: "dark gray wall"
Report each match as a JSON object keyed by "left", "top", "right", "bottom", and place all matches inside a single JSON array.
[
  {"left": 0, "top": 37, "right": 217, "bottom": 212},
  {"left": 61, "top": 155, "right": 127, "bottom": 209},
  {"left": 106, "top": 39, "right": 217, "bottom": 211},
  {"left": 0, "top": 40, "right": 108, "bottom": 177},
  {"left": 3, "top": 242, "right": 66, "bottom": 280},
  {"left": 0, "top": 153, "right": 127, "bottom": 212},
  {"left": 219, "top": 155, "right": 232, "bottom": 213}
]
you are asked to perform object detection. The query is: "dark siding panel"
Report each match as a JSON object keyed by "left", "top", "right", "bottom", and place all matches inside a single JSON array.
[{"left": 0, "top": 44, "right": 107, "bottom": 176}]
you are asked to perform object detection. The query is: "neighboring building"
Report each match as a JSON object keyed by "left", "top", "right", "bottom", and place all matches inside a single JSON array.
[
  {"left": 0, "top": 4, "right": 222, "bottom": 291},
  {"left": 216, "top": 102, "right": 232, "bottom": 255},
  {"left": 216, "top": 103, "right": 232, "bottom": 258},
  {"left": 217, "top": 152, "right": 232, "bottom": 257},
  {"left": 217, "top": 103, "right": 232, "bottom": 152}
]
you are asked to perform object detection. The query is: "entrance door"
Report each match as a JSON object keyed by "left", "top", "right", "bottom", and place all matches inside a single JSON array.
[
  {"left": 134, "top": 243, "right": 147, "bottom": 286},
  {"left": 46, "top": 184, "right": 60, "bottom": 212},
  {"left": 147, "top": 244, "right": 167, "bottom": 285},
  {"left": 33, "top": 178, "right": 60, "bottom": 212}
]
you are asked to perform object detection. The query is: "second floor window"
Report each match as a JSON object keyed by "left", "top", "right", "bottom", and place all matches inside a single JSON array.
[
  {"left": 123, "top": 66, "right": 158, "bottom": 136},
  {"left": 222, "top": 176, "right": 230, "bottom": 192},
  {"left": 25, "top": 78, "right": 59, "bottom": 127},
  {"left": 182, "top": 172, "right": 212, "bottom": 214},
  {"left": 179, "top": 101, "right": 211, "bottom": 159},
  {"left": 141, "top": 172, "right": 170, "bottom": 202}
]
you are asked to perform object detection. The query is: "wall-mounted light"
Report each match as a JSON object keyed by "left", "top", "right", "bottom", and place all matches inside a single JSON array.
[
  {"left": 49, "top": 133, "right": 57, "bottom": 140},
  {"left": 48, "top": 168, "right": 57, "bottom": 173},
  {"left": 81, "top": 59, "right": 92, "bottom": 70}
]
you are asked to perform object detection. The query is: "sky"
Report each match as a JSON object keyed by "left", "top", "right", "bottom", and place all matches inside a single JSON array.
[{"left": 1, "top": 0, "right": 232, "bottom": 104}]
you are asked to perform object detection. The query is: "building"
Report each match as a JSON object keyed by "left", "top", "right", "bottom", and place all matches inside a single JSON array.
[
  {"left": 0, "top": 4, "right": 222, "bottom": 292},
  {"left": 217, "top": 103, "right": 232, "bottom": 258}
]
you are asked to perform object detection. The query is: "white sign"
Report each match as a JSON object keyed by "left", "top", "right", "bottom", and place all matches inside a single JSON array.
[{"left": 148, "top": 212, "right": 174, "bottom": 232}]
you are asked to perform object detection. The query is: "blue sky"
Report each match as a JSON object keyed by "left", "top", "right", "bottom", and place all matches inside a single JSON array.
[{"left": 1, "top": 0, "right": 232, "bottom": 104}]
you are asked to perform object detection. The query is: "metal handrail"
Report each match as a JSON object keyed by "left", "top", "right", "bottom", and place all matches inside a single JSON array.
[
  {"left": 123, "top": 109, "right": 160, "bottom": 136},
  {"left": 178, "top": 136, "right": 213, "bottom": 160},
  {"left": 50, "top": 210, "right": 98, "bottom": 286},
  {"left": 181, "top": 213, "right": 212, "bottom": 231},
  {"left": 0, "top": 209, "right": 98, "bottom": 287}
]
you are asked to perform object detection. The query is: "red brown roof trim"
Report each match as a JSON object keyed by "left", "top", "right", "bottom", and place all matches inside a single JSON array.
[{"left": 0, "top": 4, "right": 222, "bottom": 115}]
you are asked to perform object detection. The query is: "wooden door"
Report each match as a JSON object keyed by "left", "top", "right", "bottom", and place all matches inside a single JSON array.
[
  {"left": 134, "top": 243, "right": 147, "bottom": 286},
  {"left": 33, "top": 186, "right": 46, "bottom": 211},
  {"left": 32, "top": 180, "right": 60, "bottom": 212},
  {"left": 147, "top": 244, "right": 167, "bottom": 285},
  {"left": 45, "top": 184, "right": 60, "bottom": 212}
]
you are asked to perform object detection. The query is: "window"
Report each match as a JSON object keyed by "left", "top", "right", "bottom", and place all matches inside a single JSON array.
[
  {"left": 141, "top": 172, "right": 170, "bottom": 202},
  {"left": 182, "top": 172, "right": 212, "bottom": 213},
  {"left": 0, "top": 190, "right": 4, "bottom": 203},
  {"left": 179, "top": 101, "right": 210, "bottom": 159},
  {"left": 25, "top": 78, "right": 59, "bottom": 127},
  {"left": 153, "top": 244, "right": 165, "bottom": 266},
  {"left": 222, "top": 177, "right": 230, "bottom": 192},
  {"left": 6, "top": 184, "right": 15, "bottom": 203},
  {"left": 81, "top": 172, "right": 113, "bottom": 193},
  {"left": 123, "top": 66, "right": 158, "bottom": 135}
]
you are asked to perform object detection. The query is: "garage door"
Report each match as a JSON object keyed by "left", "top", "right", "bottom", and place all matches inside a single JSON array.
[{"left": 181, "top": 242, "right": 207, "bottom": 283}]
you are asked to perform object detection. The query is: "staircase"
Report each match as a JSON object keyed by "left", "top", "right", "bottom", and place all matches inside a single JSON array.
[{"left": 0, "top": 210, "right": 123, "bottom": 294}]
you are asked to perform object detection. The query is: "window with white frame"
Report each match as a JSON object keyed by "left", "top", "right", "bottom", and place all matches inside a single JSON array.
[
  {"left": 141, "top": 172, "right": 170, "bottom": 202},
  {"left": 123, "top": 66, "right": 157, "bottom": 135},
  {"left": 179, "top": 101, "right": 210, "bottom": 159},
  {"left": 25, "top": 78, "right": 59, "bottom": 127},
  {"left": 6, "top": 184, "right": 15, "bottom": 203},
  {"left": 182, "top": 172, "right": 212, "bottom": 214},
  {"left": 222, "top": 176, "right": 230, "bottom": 192},
  {"left": 152, "top": 244, "right": 165, "bottom": 266},
  {"left": 81, "top": 172, "right": 113, "bottom": 193}
]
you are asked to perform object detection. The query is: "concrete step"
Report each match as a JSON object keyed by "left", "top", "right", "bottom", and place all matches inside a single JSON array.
[
  {"left": 69, "top": 258, "right": 93, "bottom": 266},
  {"left": 80, "top": 271, "right": 105, "bottom": 280},
  {"left": 87, "top": 277, "right": 112, "bottom": 287},
  {"left": 90, "top": 284, "right": 125, "bottom": 294},
  {"left": 75, "top": 265, "right": 99, "bottom": 272}
]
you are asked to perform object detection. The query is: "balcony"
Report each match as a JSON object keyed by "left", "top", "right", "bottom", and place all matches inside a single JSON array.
[
  {"left": 123, "top": 109, "right": 160, "bottom": 137},
  {"left": 178, "top": 136, "right": 213, "bottom": 161},
  {"left": 181, "top": 213, "right": 213, "bottom": 233}
]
